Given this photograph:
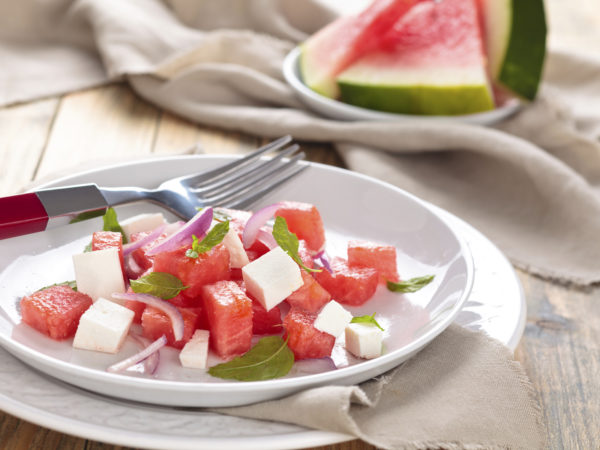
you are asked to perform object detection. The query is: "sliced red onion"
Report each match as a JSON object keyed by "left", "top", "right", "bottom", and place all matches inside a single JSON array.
[
  {"left": 242, "top": 202, "right": 282, "bottom": 249},
  {"left": 294, "top": 357, "right": 337, "bottom": 374},
  {"left": 107, "top": 335, "right": 167, "bottom": 374},
  {"left": 112, "top": 292, "right": 184, "bottom": 341},
  {"left": 123, "top": 224, "right": 167, "bottom": 257},
  {"left": 257, "top": 228, "right": 278, "bottom": 250},
  {"left": 146, "top": 208, "right": 213, "bottom": 256},
  {"left": 124, "top": 255, "right": 145, "bottom": 281},
  {"left": 314, "top": 251, "right": 333, "bottom": 274},
  {"left": 130, "top": 333, "right": 160, "bottom": 375}
]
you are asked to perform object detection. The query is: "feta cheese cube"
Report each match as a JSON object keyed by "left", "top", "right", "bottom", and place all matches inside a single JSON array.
[
  {"left": 179, "top": 329, "right": 210, "bottom": 369},
  {"left": 345, "top": 323, "right": 383, "bottom": 359},
  {"left": 242, "top": 247, "right": 303, "bottom": 311},
  {"left": 222, "top": 228, "right": 249, "bottom": 269},
  {"left": 73, "top": 298, "right": 134, "bottom": 354},
  {"left": 73, "top": 248, "right": 126, "bottom": 302},
  {"left": 120, "top": 213, "right": 166, "bottom": 241},
  {"left": 314, "top": 300, "right": 353, "bottom": 337}
]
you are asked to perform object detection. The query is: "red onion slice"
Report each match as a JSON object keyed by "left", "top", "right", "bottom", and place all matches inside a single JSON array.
[
  {"left": 112, "top": 292, "right": 184, "bottom": 341},
  {"left": 130, "top": 333, "right": 160, "bottom": 375},
  {"left": 123, "top": 224, "right": 167, "bottom": 257},
  {"left": 242, "top": 203, "right": 282, "bottom": 249},
  {"left": 294, "top": 357, "right": 337, "bottom": 374},
  {"left": 124, "top": 255, "right": 145, "bottom": 281},
  {"left": 107, "top": 335, "right": 167, "bottom": 373},
  {"left": 257, "top": 228, "right": 278, "bottom": 250},
  {"left": 146, "top": 208, "right": 213, "bottom": 256},
  {"left": 315, "top": 251, "right": 333, "bottom": 274}
]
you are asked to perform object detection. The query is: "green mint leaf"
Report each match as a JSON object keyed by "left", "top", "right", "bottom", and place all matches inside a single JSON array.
[
  {"left": 69, "top": 209, "right": 106, "bottom": 224},
  {"left": 102, "top": 207, "right": 128, "bottom": 244},
  {"left": 208, "top": 336, "right": 294, "bottom": 381},
  {"left": 83, "top": 241, "right": 93, "bottom": 252},
  {"left": 36, "top": 280, "right": 77, "bottom": 292},
  {"left": 272, "top": 216, "right": 321, "bottom": 274},
  {"left": 387, "top": 275, "right": 435, "bottom": 293},
  {"left": 351, "top": 312, "right": 384, "bottom": 331},
  {"left": 186, "top": 221, "right": 229, "bottom": 259},
  {"left": 129, "top": 272, "right": 188, "bottom": 300}
]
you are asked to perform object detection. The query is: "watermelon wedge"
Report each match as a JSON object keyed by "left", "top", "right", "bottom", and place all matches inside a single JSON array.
[
  {"left": 337, "top": 0, "right": 494, "bottom": 115},
  {"left": 300, "top": 0, "right": 421, "bottom": 98},
  {"left": 479, "top": 0, "right": 546, "bottom": 100}
]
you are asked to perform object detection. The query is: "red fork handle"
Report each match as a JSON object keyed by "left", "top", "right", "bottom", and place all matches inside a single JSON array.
[{"left": 0, "top": 193, "right": 49, "bottom": 239}]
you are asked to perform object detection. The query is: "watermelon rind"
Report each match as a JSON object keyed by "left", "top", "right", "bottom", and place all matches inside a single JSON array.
[{"left": 482, "top": 0, "right": 547, "bottom": 101}]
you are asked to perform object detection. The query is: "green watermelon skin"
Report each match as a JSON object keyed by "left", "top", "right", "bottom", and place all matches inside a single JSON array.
[{"left": 483, "top": 0, "right": 547, "bottom": 101}]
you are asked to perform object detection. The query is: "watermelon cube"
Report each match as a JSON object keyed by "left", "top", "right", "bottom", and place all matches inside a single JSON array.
[
  {"left": 297, "top": 240, "right": 314, "bottom": 269},
  {"left": 141, "top": 305, "right": 199, "bottom": 349},
  {"left": 251, "top": 299, "right": 282, "bottom": 335},
  {"left": 347, "top": 240, "right": 399, "bottom": 283},
  {"left": 275, "top": 201, "right": 326, "bottom": 254},
  {"left": 313, "top": 257, "right": 378, "bottom": 306},
  {"left": 153, "top": 244, "right": 230, "bottom": 302},
  {"left": 201, "top": 280, "right": 253, "bottom": 358},
  {"left": 283, "top": 307, "right": 335, "bottom": 360},
  {"left": 286, "top": 270, "right": 331, "bottom": 313},
  {"left": 130, "top": 230, "right": 169, "bottom": 271},
  {"left": 20, "top": 286, "right": 92, "bottom": 340},
  {"left": 124, "top": 299, "right": 145, "bottom": 324}
]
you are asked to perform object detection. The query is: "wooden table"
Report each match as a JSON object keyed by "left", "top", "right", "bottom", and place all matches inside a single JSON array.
[{"left": 1, "top": 1, "right": 600, "bottom": 449}]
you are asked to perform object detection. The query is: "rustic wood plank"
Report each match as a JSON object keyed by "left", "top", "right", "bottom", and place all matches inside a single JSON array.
[
  {"left": 35, "top": 84, "right": 160, "bottom": 180},
  {"left": 0, "top": 98, "right": 59, "bottom": 195}
]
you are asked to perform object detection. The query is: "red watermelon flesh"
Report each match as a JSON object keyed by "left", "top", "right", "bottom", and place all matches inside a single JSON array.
[
  {"left": 286, "top": 270, "right": 331, "bottom": 313},
  {"left": 130, "top": 230, "right": 169, "bottom": 271},
  {"left": 275, "top": 201, "right": 326, "bottom": 254},
  {"left": 153, "top": 244, "right": 230, "bottom": 302},
  {"left": 92, "top": 231, "right": 125, "bottom": 277},
  {"left": 313, "top": 257, "right": 378, "bottom": 306},
  {"left": 252, "top": 300, "right": 282, "bottom": 335},
  {"left": 297, "top": 240, "right": 314, "bottom": 269},
  {"left": 300, "top": 0, "right": 421, "bottom": 98},
  {"left": 141, "top": 305, "right": 199, "bottom": 349},
  {"left": 20, "top": 286, "right": 92, "bottom": 340},
  {"left": 283, "top": 307, "right": 335, "bottom": 360},
  {"left": 124, "top": 299, "right": 145, "bottom": 324},
  {"left": 348, "top": 240, "right": 400, "bottom": 283},
  {"left": 201, "top": 280, "right": 253, "bottom": 358}
]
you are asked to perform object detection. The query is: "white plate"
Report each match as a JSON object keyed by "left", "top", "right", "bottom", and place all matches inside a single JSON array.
[
  {"left": 283, "top": 47, "right": 522, "bottom": 125},
  {"left": 0, "top": 156, "right": 473, "bottom": 407},
  {"left": 0, "top": 203, "right": 525, "bottom": 450}
]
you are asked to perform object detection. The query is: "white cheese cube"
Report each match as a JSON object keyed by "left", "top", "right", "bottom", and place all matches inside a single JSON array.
[
  {"left": 345, "top": 323, "right": 383, "bottom": 359},
  {"left": 73, "top": 298, "right": 134, "bottom": 354},
  {"left": 179, "top": 329, "right": 210, "bottom": 369},
  {"left": 73, "top": 248, "right": 126, "bottom": 302},
  {"left": 120, "top": 213, "right": 166, "bottom": 241},
  {"left": 242, "top": 247, "right": 303, "bottom": 311},
  {"left": 314, "top": 300, "right": 353, "bottom": 338},
  {"left": 222, "top": 228, "right": 250, "bottom": 269}
]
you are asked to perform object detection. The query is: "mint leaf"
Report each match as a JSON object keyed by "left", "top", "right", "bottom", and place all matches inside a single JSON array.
[
  {"left": 129, "top": 272, "right": 188, "bottom": 300},
  {"left": 83, "top": 241, "right": 93, "bottom": 252},
  {"left": 69, "top": 209, "right": 106, "bottom": 224},
  {"left": 102, "top": 207, "right": 128, "bottom": 244},
  {"left": 272, "top": 216, "right": 321, "bottom": 273},
  {"left": 36, "top": 280, "right": 77, "bottom": 292},
  {"left": 186, "top": 221, "right": 229, "bottom": 259},
  {"left": 351, "top": 313, "right": 384, "bottom": 331},
  {"left": 208, "top": 336, "right": 294, "bottom": 381},
  {"left": 387, "top": 275, "right": 434, "bottom": 293}
]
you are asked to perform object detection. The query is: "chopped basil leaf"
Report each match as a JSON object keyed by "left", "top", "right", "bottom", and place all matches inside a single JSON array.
[
  {"left": 351, "top": 312, "right": 384, "bottom": 331},
  {"left": 208, "top": 336, "right": 294, "bottom": 381},
  {"left": 129, "top": 272, "right": 188, "bottom": 300},
  {"left": 387, "top": 275, "right": 434, "bottom": 293},
  {"left": 36, "top": 280, "right": 77, "bottom": 292},
  {"left": 272, "top": 216, "right": 321, "bottom": 273},
  {"left": 102, "top": 207, "right": 128, "bottom": 244},
  {"left": 186, "top": 220, "right": 230, "bottom": 259}
]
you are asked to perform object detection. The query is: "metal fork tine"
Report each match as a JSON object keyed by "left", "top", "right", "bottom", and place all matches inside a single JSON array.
[
  {"left": 204, "top": 152, "right": 306, "bottom": 204},
  {"left": 221, "top": 164, "right": 309, "bottom": 210},
  {"left": 182, "top": 135, "right": 293, "bottom": 187},
  {"left": 196, "top": 144, "right": 300, "bottom": 195}
]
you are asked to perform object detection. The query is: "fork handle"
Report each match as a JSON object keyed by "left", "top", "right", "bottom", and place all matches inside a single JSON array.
[{"left": 0, "top": 184, "right": 109, "bottom": 240}]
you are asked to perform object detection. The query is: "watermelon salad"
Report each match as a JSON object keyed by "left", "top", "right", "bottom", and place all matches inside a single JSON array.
[
  {"left": 19, "top": 202, "right": 433, "bottom": 382},
  {"left": 300, "top": 0, "right": 546, "bottom": 115}
]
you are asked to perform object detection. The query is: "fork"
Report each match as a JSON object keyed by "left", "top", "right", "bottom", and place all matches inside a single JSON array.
[{"left": 0, "top": 136, "right": 307, "bottom": 240}]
